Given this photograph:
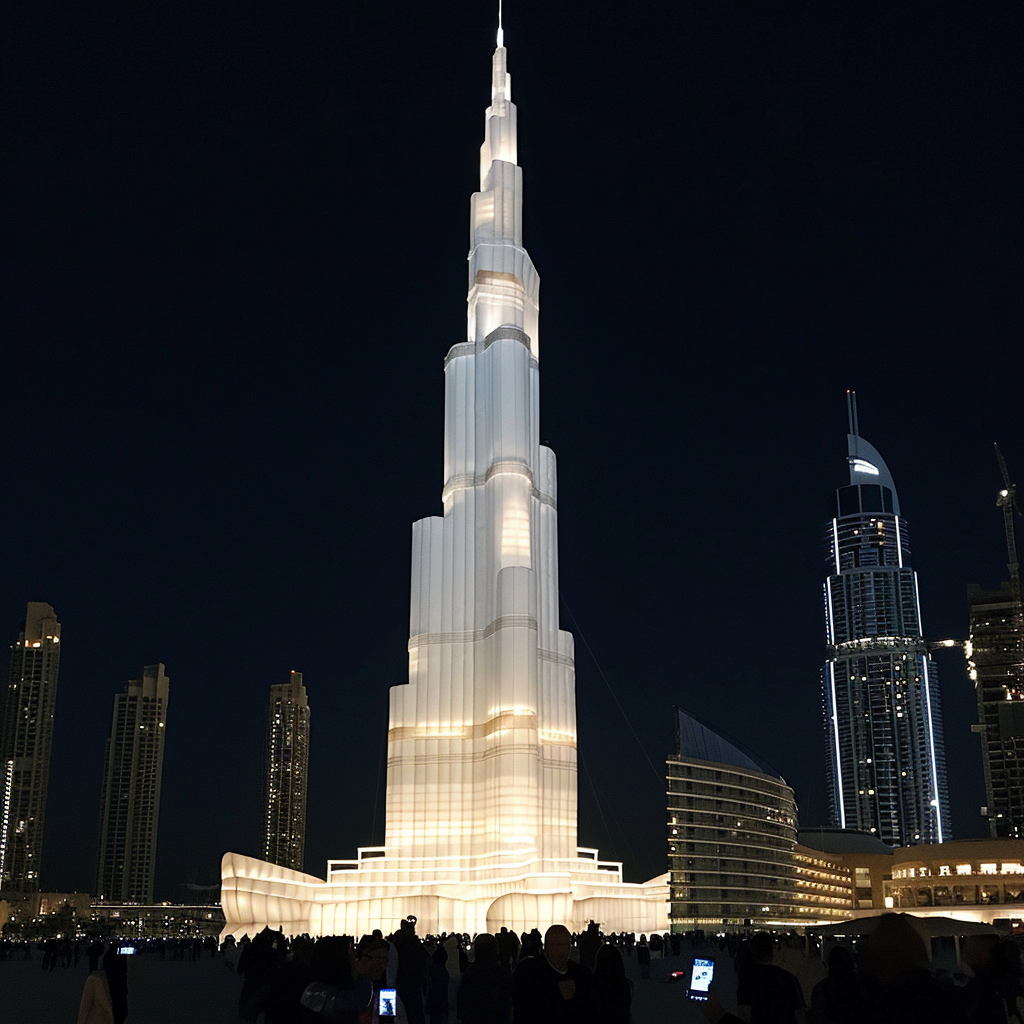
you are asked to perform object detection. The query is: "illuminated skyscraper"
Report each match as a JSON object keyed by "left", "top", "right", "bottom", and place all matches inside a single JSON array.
[
  {"left": 262, "top": 671, "right": 310, "bottom": 871},
  {"left": 0, "top": 602, "right": 61, "bottom": 892},
  {"left": 96, "top": 664, "right": 169, "bottom": 903},
  {"left": 221, "top": 22, "right": 668, "bottom": 937},
  {"left": 822, "top": 394, "right": 949, "bottom": 846}
]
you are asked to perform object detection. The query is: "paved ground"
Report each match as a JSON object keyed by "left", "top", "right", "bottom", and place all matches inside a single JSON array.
[{"left": 0, "top": 942, "right": 820, "bottom": 1023}]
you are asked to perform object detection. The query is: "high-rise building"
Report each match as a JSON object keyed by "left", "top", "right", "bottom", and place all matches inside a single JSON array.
[
  {"left": 667, "top": 708, "right": 853, "bottom": 930},
  {"left": 823, "top": 394, "right": 950, "bottom": 846},
  {"left": 968, "top": 583, "right": 1024, "bottom": 838},
  {"left": 221, "top": 24, "right": 668, "bottom": 937},
  {"left": 262, "top": 671, "right": 310, "bottom": 871},
  {"left": 0, "top": 602, "right": 61, "bottom": 892},
  {"left": 96, "top": 664, "right": 169, "bottom": 903}
]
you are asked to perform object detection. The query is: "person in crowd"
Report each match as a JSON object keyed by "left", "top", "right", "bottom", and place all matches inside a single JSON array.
[
  {"left": 635, "top": 936, "right": 650, "bottom": 981},
  {"left": 591, "top": 943, "right": 630, "bottom": 1024},
  {"left": 956, "top": 933, "right": 1007, "bottom": 1024},
  {"left": 77, "top": 949, "right": 115, "bottom": 1024},
  {"left": 577, "top": 923, "right": 601, "bottom": 974},
  {"left": 457, "top": 933, "right": 511, "bottom": 1024},
  {"left": 511, "top": 924, "right": 593, "bottom": 1023},
  {"left": 104, "top": 946, "right": 129, "bottom": 1024},
  {"left": 392, "top": 917, "right": 427, "bottom": 1024},
  {"left": 808, "top": 945, "right": 861, "bottom": 1023},
  {"left": 989, "top": 939, "right": 1024, "bottom": 1023},
  {"left": 734, "top": 932, "right": 804, "bottom": 1024},
  {"left": 424, "top": 945, "right": 449, "bottom": 1024},
  {"left": 238, "top": 927, "right": 287, "bottom": 1023},
  {"left": 304, "top": 934, "right": 408, "bottom": 1024}
]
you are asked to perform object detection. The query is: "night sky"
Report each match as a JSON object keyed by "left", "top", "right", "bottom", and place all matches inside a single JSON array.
[{"left": 4, "top": 1, "right": 1021, "bottom": 900}]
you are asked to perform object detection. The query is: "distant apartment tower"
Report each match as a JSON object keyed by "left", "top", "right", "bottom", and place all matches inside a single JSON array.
[
  {"left": 0, "top": 603, "right": 61, "bottom": 892},
  {"left": 96, "top": 664, "right": 170, "bottom": 903},
  {"left": 968, "top": 583, "right": 1024, "bottom": 837},
  {"left": 822, "top": 394, "right": 949, "bottom": 846},
  {"left": 262, "top": 671, "right": 310, "bottom": 871}
]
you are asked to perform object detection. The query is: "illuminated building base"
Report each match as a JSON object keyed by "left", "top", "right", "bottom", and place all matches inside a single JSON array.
[{"left": 220, "top": 850, "right": 668, "bottom": 938}]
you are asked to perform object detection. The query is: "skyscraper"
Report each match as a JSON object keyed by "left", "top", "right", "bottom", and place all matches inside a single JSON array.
[
  {"left": 96, "top": 664, "right": 169, "bottom": 903},
  {"left": 968, "top": 583, "right": 1024, "bottom": 837},
  {"left": 823, "top": 394, "right": 949, "bottom": 846},
  {"left": 0, "top": 602, "right": 61, "bottom": 892},
  {"left": 262, "top": 671, "right": 310, "bottom": 871},
  {"left": 221, "top": 24, "right": 668, "bottom": 937}
]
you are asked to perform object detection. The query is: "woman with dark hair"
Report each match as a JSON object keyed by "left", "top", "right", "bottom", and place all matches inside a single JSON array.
[
  {"left": 104, "top": 946, "right": 129, "bottom": 1024},
  {"left": 457, "top": 933, "right": 511, "bottom": 1024},
  {"left": 592, "top": 943, "right": 631, "bottom": 1024},
  {"left": 77, "top": 945, "right": 116, "bottom": 1024}
]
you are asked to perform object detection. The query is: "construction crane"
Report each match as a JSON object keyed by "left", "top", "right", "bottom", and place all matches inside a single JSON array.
[{"left": 995, "top": 443, "right": 1022, "bottom": 609}]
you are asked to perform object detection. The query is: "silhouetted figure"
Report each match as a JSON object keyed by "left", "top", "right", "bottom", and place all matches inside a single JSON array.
[
  {"left": 392, "top": 917, "right": 427, "bottom": 1024},
  {"left": 736, "top": 932, "right": 804, "bottom": 1024},
  {"left": 511, "top": 924, "right": 593, "bottom": 1024},
  {"left": 238, "top": 927, "right": 286, "bottom": 1023},
  {"left": 990, "top": 939, "right": 1024, "bottom": 1022},
  {"left": 425, "top": 945, "right": 449, "bottom": 1024},
  {"left": 635, "top": 937, "right": 650, "bottom": 981},
  {"left": 78, "top": 955, "right": 115, "bottom": 1024},
  {"left": 104, "top": 947, "right": 129, "bottom": 1024},
  {"left": 591, "top": 944, "right": 630, "bottom": 1024},
  {"left": 457, "top": 933, "right": 511, "bottom": 1024},
  {"left": 578, "top": 923, "right": 601, "bottom": 974},
  {"left": 808, "top": 945, "right": 862, "bottom": 1023}
]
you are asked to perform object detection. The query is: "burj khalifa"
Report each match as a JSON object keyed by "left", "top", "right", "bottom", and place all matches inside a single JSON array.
[{"left": 221, "top": 27, "right": 668, "bottom": 937}]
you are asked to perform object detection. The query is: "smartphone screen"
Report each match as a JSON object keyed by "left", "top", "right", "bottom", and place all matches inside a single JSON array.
[
  {"left": 378, "top": 988, "right": 397, "bottom": 1018},
  {"left": 117, "top": 946, "right": 136, "bottom": 955},
  {"left": 688, "top": 957, "right": 714, "bottom": 1001}
]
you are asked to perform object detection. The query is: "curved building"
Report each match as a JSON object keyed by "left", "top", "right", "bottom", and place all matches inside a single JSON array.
[
  {"left": 668, "top": 709, "right": 852, "bottom": 929},
  {"left": 822, "top": 394, "right": 950, "bottom": 846}
]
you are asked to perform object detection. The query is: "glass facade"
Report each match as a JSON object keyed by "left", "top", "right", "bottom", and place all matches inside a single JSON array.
[{"left": 822, "top": 412, "right": 950, "bottom": 846}]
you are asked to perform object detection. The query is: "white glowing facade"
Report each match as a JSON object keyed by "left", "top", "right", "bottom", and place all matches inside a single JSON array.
[{"left": 221, "top": 38, "right": 668, "bottom": 939}]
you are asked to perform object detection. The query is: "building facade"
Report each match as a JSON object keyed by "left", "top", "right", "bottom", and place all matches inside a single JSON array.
[
  {"left": 0, "top": 602, "right": 61, "bottom": 892},
  {"left": 822, "top": 395, "right": 950, "bottom": 846},
  {"left": 668, "top": 709, "right": 852, "bottom": 930},
  {"left": 262, "top": 671, "right": 310, "bottom": 871},
  {"left": 968, "top": 583, "right": 1024, "bottom": 838},
  {"left": 220, "top": 27, "right": 668, "bottom": 938},
  {"left": 886, "top": 838, "right": 1024, "bottom": 924},
  {"left": 96, "top": 664, "right": 170, "bottom": 903}
]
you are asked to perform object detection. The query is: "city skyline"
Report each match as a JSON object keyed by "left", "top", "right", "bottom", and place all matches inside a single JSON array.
[{"left": 3, "top": 2, "right": 1019, "bottom": 898}]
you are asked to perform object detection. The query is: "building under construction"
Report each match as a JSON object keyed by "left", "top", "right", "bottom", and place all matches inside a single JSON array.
[{"left": 969, "top": 446, "right": 1024, "bottom": 839}]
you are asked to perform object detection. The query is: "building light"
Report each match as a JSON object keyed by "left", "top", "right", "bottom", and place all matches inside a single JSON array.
[{"left": 852, "top": 459, "right": 879, "bottom": 476}]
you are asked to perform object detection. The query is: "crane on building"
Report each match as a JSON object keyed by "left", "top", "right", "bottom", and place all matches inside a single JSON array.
[{"left": 995, "top": 443, "right": 1022, "bottom": 610}]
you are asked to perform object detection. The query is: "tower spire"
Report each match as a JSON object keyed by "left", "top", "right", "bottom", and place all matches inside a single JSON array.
[{"left": 497, "top": 0, "right": 504, "bottom": 48}]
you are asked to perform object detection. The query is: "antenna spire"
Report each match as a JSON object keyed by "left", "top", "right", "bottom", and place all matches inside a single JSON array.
[
  {"left": 846, "top": 390, "right": 860, "bottom": 436},
  {"left": 497, "top": 0, "right": 504, "bottom": 48}
]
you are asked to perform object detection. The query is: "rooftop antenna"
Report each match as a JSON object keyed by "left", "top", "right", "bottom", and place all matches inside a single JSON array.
[
  {"left": 497, "top": 0, "right": 504, "bottom": 48},
  {"left": 994, "top": 443, "right": 1022, "bottom": 608},
  {"left": 846, "top": 390, "right": 860, "bottom": 436}
]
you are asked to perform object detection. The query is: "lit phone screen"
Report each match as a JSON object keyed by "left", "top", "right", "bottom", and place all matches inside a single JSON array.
[{"left": 688, "top": 957, "right": 714, "bottom": 1001}]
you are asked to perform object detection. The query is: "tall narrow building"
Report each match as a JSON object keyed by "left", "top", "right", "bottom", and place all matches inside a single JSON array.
[
  {"left": 968, "top": 583, "right": 1024, "bottom": 837},
  {"left": 0, "top": 602, "right": 61, "bottom": 892},
  {"left": 822, "top": 394, "right": 950, "bottom": 846},
  {"left": 96, "top": 664, "right": 169, "bottom": 903},
  {"left": 262, "top": 671, "right": 310, "bottom": 871},
  {"left": 222, "top": 23, "right": 668, "bottom": 937}
]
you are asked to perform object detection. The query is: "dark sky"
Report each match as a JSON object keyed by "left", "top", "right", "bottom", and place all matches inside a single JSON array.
[{"left": 4, "top": 1, "right": 1021, "bottom": 899}]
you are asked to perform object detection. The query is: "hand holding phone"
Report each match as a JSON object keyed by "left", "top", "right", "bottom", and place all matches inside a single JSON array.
[
  {"left": 687, "top": 957, "right": 715, "bottom": 1001},
  {"left": 378, "top": 987, "right": 397, "bottom": 1020}
]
